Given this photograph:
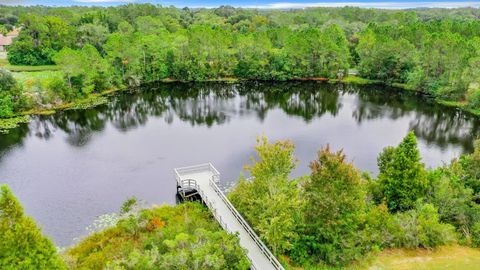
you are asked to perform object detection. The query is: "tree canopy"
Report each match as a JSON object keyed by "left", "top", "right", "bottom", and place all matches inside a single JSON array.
[{"left": 0, "top": 185, "right": 66, "bottom": 270}]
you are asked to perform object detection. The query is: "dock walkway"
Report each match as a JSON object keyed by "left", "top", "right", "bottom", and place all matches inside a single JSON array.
[{"left": 174, "top": 163, "right": 284, "bottom": 270}]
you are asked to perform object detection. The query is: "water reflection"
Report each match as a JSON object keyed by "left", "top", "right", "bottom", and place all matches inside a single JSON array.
[
  {"left": 1, "top": 81, "right": 479, "bottom": 155},
  {"left": 2, "top": 81, "right": 480, "bottom": 247}
]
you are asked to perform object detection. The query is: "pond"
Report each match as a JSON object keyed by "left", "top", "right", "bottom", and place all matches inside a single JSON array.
[{"left": 1, "top": 81, "right": 479, "bottom": 247}]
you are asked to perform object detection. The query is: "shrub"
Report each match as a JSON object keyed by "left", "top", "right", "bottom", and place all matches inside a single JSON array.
[
  {"left": 0, "top": 69, "right": 16, "bottom": 93},
  {"left": 460, "top": 139, "right": 480, "bottom": 198},
  {"left": 0, "top": 69, "right": 18, "bottom": 118},
  {"left": 67, "top": 202, "right": 250, "bottom": 270},
  {"left": 0, "top": 93, "right": 14, "bottom": 118},
  {"left": 389, "top": 203, "right": 456, "bottom": 249},
  {"left": 47, "top": 76, "right": 75, "bottom": 102},
  {"left": 472, "top": 222, "right": 480, "bottom": 247},
  {"left": 467, "top": 88, "right": 480, "bottom": 109}
]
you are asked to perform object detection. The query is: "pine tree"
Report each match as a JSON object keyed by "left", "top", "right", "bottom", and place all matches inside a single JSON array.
[{"left": 378, "top": 132, "right": 428, "bottom": 212}]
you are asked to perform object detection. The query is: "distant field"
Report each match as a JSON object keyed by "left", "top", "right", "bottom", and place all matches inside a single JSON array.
[{"left": 367, "top": 246, "right": 480, "bottom": 270}]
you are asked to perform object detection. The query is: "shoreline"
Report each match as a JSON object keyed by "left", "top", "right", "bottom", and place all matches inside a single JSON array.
[{"left": 1, "top": 76, "right": 478, "bottom": 132}]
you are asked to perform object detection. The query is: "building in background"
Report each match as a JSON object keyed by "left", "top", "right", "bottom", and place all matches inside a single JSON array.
[{"left": 0, "top": 28, "right": 19, "bottom": 52}]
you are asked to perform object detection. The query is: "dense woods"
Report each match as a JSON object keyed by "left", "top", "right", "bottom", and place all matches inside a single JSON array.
[{"left": 1, "top": 5, "right": 480, "bottom": 119}]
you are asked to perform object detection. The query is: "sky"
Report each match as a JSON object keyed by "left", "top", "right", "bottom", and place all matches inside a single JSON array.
[{"left": 0, "top": 0, "right": 479, "bottom": 9}]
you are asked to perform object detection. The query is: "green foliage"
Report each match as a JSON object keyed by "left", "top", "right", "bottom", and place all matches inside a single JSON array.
[
  {"left": 425, "top": 163, "right": 478, "bottom": 242},
  {"left": 294, "top": 146, "right": 368, "bottom": 266},
  {"left": 0, "top": 69, "right": 21, "bottom": 118},
  {"left": 472, "top": 222, "right": 480, "bottom": 248},
  {"left": 120, "top": 197, "right": 138, "bottom": 214},
  {"left": 67, "top": 202, "right": 250, "bottom": 270},
  {"left": 378, "top": 132, "right": 428, "bottom": 212},
  {"left": 8, "top": 14, "right": 74, "bottom": 65},
  {"left": 460, "top": 139, "right": 480, "bottom": 198},
  {"left": 228, "top": 136, "right": 299, "bottom": 255},
  {"left": 388, "top": 203, "right": 456, "bottom": 249},
  {"left": 0, "top": 185, "right": 66, "bottom": 270},
  {"left": 229, "top": 134, "right": 472, "bottom": 268},
  {"left": 54, "top": 44, "right": 114, "bottom": 96},
  {"left": 357, "top": 29, "right": 417, "bottom": 83},
  {"left": 3, "top": 5, "right": 480, "bottom": 119},
  {"left": 0, "top": 115, "right": 29, "bottom": 133},
  {"left": 0, "top": 93, "right": 14, "bottom": 118}
]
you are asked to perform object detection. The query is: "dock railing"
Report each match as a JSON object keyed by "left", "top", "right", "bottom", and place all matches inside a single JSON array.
[
  {"left": 175, "top": 163, "right": 284, "bottom": 270},
  {"left": 174, "top": 163, "right": 220, "bottom": 185},
  {"left": 209, "top": 179, "right": 285, "bottom": 270}
]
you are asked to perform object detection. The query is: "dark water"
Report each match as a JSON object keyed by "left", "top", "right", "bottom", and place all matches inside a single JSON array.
[{"left": 1, "top": 81, "right": 479, "bottom": 247}]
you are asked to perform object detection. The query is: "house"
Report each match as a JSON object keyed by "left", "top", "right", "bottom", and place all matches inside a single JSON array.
[
  {"left": 0, "top": 35, "right": 12, "bottom": 52},
  {"left": 0, "top": 28, "right": 19, "bottom": 52}
]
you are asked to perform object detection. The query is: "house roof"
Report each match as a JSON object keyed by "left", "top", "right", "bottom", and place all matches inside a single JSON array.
[{"left": 0, "top": 36, "right": 13, "bottom": 46}]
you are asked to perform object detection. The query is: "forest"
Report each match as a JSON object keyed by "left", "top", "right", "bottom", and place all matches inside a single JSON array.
[{"left": 1, "top": 5, "right": 480, "bottom": 121}]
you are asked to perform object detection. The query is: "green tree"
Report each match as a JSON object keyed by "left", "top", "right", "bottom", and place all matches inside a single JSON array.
[
  {"left": 0, "top": 185, "right": 65, "bottom": 270},
  {"left": 460, "top": 139, "right": 480, "bottom": 201},
  {"left": 0, "top": 69, "right": 22, "bottom": 118},
  {"left": 378, "top": 132, "right": 428, "bottom": 212},
  {"left": 294, "top": 145, "right": 367, "bottom": 266},
  {"left": 54, "top": 45, "right": 113, "bottom": 96},
  {"left": 229, "top": 137, "right": 299, "bottom": 255}
]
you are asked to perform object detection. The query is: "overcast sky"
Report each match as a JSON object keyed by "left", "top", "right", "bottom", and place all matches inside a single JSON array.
[{"left": 0, "top": 0, "right": 479, "bottom": 9}]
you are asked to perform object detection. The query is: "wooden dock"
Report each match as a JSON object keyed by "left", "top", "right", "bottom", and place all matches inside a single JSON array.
[{"left": 175, "top": 163, "right": 285, "bottom": 270}]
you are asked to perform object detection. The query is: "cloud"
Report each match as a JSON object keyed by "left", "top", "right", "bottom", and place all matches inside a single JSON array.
[{"left": 243, "top": 2, "right": 480, "bottom": 9}]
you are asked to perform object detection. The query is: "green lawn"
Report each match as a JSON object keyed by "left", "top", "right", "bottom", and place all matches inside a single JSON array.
[
  {"left": 0, "top": 56, "right": 59, "bottom": 72},
  {"left": 12, "top": 70, "right": 64, "bottom": 93},
  {"left": 2, "top": 64, "right": 60, "bottom": 72},
  {"left": 12, "top": 70, "right": 62, "bottom": 81},
  {"left": 283, "top": 246, "right": 480, "bottom": 270},
  {"left": 366, "top": 246, "right": 480, "bottom": 270}
]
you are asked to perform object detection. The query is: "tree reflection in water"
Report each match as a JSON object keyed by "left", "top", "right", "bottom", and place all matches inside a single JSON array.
[{"left": 0, "top": 81, "right": 479, "bottom": 156}]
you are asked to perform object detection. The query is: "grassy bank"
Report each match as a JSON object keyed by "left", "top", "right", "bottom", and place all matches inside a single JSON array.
[
  {"left": 282, "top": 246, "right": 480, "bottom": 270},
  {"left": 367, "top": 246, "right": 480, "bottom": 270},
  {"left": 341, "top": 76, "right": 480, "bottom": 117},
  {"left": 287, "top": 245, "right": 480, "bottom": 270},
  {"left": 0, "top": 58, "right": 59, "bottom": 72},
  {"left": 0, "top": 68, "right": 125, "bottom": 131}
]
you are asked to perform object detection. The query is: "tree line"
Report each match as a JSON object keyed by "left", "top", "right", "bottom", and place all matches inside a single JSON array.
[
  {"left": 229, "top": 133, "right": 480, "bottom": 268},
  {"left": 1, "top": 5, "right": 480, "bottom": 118}
]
